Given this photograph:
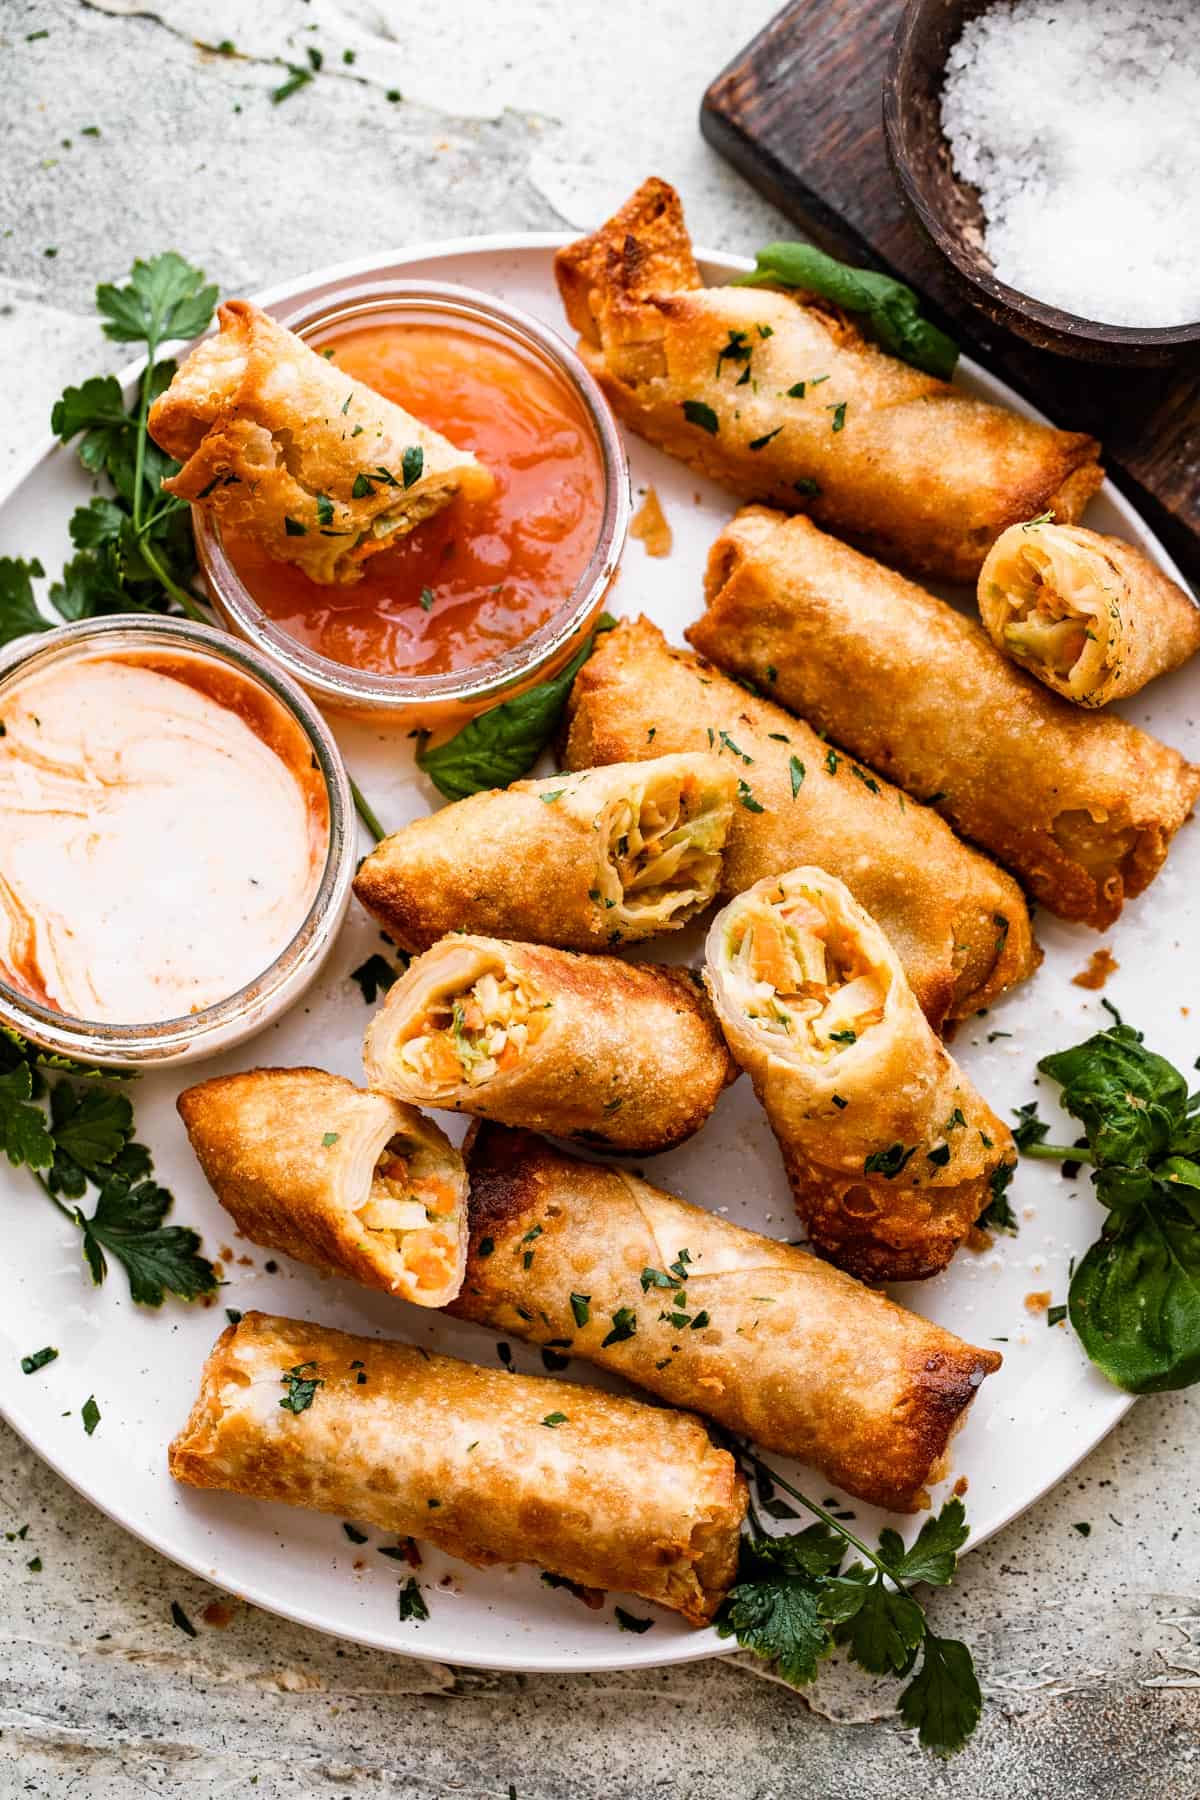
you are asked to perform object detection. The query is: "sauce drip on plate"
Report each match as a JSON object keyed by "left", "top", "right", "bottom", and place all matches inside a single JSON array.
[{"left": 224, "top": 322, "right": 605, "bottom": 677}]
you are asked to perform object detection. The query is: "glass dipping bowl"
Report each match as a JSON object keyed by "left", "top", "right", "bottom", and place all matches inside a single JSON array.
[
  {"left": 194, "top": 280, "right": 631, "bottom": 726},
  {"left": 0, "top": 615, "right": 355, "bottom": 1068}
]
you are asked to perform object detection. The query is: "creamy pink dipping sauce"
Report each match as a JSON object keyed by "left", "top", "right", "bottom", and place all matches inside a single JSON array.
[{"left": 0, "top": 649, "right": 329, "bottom": 1025}]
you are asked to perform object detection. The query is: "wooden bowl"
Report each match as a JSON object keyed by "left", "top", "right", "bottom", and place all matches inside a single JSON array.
[{"left": 883, "top": 0, "right": 1200, "bottom": 367}]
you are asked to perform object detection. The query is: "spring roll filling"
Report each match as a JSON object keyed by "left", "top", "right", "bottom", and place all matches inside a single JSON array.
[
  {"left": 991, "top": 536, "right": 1116, "bottom": 685},
  {"left": 397, "top": 964, "right": 550, "bottom": 1090},
  {"left": 725, "top": 887, "right": 887, "bottom": 1062},
  {"left": 358, "top": 1134, "right": 462, "bottom": 1295},
  {"left": 597, "top": 773, "right": 726, "bottom": 922}
]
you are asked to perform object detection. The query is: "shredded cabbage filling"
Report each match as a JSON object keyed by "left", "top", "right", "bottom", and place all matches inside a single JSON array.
[
  {"left": 997, "top": 541, "right": 1112, "bottom": 680},
  {"left": 356, "top": 1136, "right": 461, "bottom": 1293},
  {"left": 726, "top": 889, "right": 885, "bottom": 1061},
  {"left": 598, "top": 774, "right": 725, "bottom": 921}
]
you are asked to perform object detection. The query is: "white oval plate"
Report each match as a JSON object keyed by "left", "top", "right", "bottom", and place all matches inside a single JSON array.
[{"left": 0, "top": 235, "right": 1194, "bottom": 1674}]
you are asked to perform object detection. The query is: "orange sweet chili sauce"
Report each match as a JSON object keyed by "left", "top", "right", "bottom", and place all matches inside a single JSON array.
[{"left": 223, "top": 322, "right": 605, "bottom": 678}]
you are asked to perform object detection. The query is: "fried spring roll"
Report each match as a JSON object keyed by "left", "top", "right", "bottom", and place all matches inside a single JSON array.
[
  {"left": 693, "top": 508, "right": 1200, "bottom": 928},
  {"left": 563, "top": 615, "right": 1037, "bottom": 1031},
  {"left": 177, "top": 1068, "right": 467, "bottom": 1307},
  {"left": 170, "top": 1313, "right": 745, "bottom": 1624},
  {"left": 353, "top": 754, "right": 735, "bottom": 955},
  {"left": 555, "top": 179, "right": 1102, "bottom": 584},
  {"left": 979, "top": 519, "right": 1200, "bottom": 706},
  {"left": 363, "top": 934, "right": 734, "bottom": 1153},
  {"left": 704, "top": 869, "right": 1014, "bottom": 1283},
  {"left": 149, "top": 301, "right": 493, "bottom": 584},
  {"left": 452, "top": 1125, "right": 1003, "bottom": 1512}
]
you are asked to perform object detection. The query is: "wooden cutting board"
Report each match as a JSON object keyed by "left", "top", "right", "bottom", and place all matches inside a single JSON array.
[{"left": 701, "top": 0, "right": 1200, "bottom": 583}]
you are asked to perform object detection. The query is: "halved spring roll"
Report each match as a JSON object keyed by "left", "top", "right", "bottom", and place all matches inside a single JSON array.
[
  {"left": 563, "top": 615, "right": 1038, "bottom": 1032},
  {"left": 363, "top": 934, "right": 734, "bottom": 1154},
  {"left": 555, "top": 178, "right": 1103, "bottom": 585},
  {"left": 452, "top": 1124, "right": 1003, "bottom": 1513},
  {"left": 704, "top": 869, "right": 1014, "bottom": 1284},
  {"left": 979, "top": 518, "right": 1200, "bottom": 707},
  {"left": 177, "top": 1068, "right": 467, "bottom": 1308},
  {"left": 170, "top": 1312, "right": 746, "bottom": 1624},
  {"left": 149, "top": 301, "right": 493, "bottom": 584},
  {"left": 353, "top": 753, "right": 735, "bottom": 955},
  {"left": 693, "top": 508, "right": 1200, "bottom": 928}
]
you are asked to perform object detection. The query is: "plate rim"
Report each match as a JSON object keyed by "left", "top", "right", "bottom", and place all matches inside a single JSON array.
[{"left": 0, "top": 229, "right": 1156, "bottom": 1674}]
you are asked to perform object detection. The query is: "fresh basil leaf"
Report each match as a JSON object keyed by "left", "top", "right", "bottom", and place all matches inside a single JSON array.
[
  {"left": 416, "top": 615, "right": 616, "bottom": 801},
  {"left": 736, "top": 243, "right": 958, "bottom": 380},
  {"left": 1039, "top": 1025, "right": 1187, "bottom": 1173},
  {"left": 1069, "top": 1204, "right": 1200, "bottom": 1393},
  {"left": 0, "top": 557, "right": 50, "bottom": 648}
]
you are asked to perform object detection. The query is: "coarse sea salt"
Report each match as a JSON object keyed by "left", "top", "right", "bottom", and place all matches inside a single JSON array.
[{"left": 939, "top": 0, "right": 1200, "bottom": 328}]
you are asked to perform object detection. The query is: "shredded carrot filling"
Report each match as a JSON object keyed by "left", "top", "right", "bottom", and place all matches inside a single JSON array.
[
  {"left": 356, "top": 1141, "right": 459, "bottom": 1293},
  {"left": 399, "top": 966, "right": 550, "bottom": 1089},
  {"left": 998, "top": 541, "right": 1111, "bottom": 678},
  {"left": 727, "top": 889, "right": 885, "bottom": 1061}
]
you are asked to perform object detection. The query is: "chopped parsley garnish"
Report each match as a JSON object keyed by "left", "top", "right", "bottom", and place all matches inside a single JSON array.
[
  {"left": 787, "top": 382, "right": 807, "bottom": 398},
  {"left": 20, "top": 1346, "right": 58, "bottom": 1375},
  {"left": 279, "top": 1361, "right": 323, "bottom": 1415},
  {"left": 284, "top": 516, "right": 306, "bottom": 536},
  {"left": 1047, "top": 1304, "right": 1068, "bottom": 1328},
  {"left": 927, "top": 1143, "right": 952, "bottom": 1168},
  {"left": 541, "top": 1412, "right": 568, "bottom": 1428},
  {"left": 315, "top": 494, "right": 334, "bottom": 528},
  {"left": 682, "top": 400, "right": 719, "bottom": 435},
  {"left": 828, "top": 1029, "right": 857, "bottom": 1045},
  {"left": 737, "top": 779, "right": 765, "bottom": 813},
  {"left": 478, "top": 1237, "right": 495, "bottom": 1258},
  {"left": 401, "top": 446, "right": 424, "bottom": 488},
  {"left": 789, "top": 756, "right": 805, "bottom": 798},
  {"left": 831, "top": 1095, "right": 848, "bottom": 1110},
  {"left": 81, "top": 1395, "right": 101, "bottom": 1436},
  {"left": 749, "top": 427, "right": 783, "bottom": 452},
  {"left": 349, "top": 952, "right": 406, "bottom": 1003},
  {"left": 615, "top": 1607, "right": 654, "bottom": 1633},
  {"left": 601, "top": 1306, "right": 637, "bottom": 1348},
  {"left": 641, "top": 1267, "right": 676, "bottom": 1291},
  {"left": 718, "top": 729, "right": 752, "bottom": 764},
  {"left": 419, "top": 586, "right": 435, "bottom": 612},
  {"left": 398, "top": 1577, "right": 429, "bottom": 1622},
  {"left": 321, "top": 1131, "right": 339, "bottom": 1147},
  {"left": 690, "top": 1310, "right": 711, "bottom": 1330},
  {"left": 343, "top": 1522, "right": 368, "bottom": 1544},
  {"left": 863, "top": 1142, "right": 917, "bottom": 1178},
  {"left": 716, "top": 329, "right": 752, "bottom": 374},
  {"left": 976, "top": 1162, "right": 1018, "bottom": 1235},
  {"left": 850, "top": 765, "right": 879, "bottom": 794},
  {"left": 351, "top": 473, "right": 373, "bottom": 498},
  {"left": 793, "top": 477, "right": 821, "bottom": 496},
  {"left": 540, "top": 790, "right": 565, "bottom": 804},
  {"left": 824, "top": 748, "right": 840, "bottom": 775},
  {"left": 827, "top": 402, "right": 847, "bottom": 432}
]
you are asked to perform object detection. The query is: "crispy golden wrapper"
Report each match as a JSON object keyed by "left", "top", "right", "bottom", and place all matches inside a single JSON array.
[
  {"left": 353, "top": 754, "right": 735, "bottom": 954},
  {"left": 452, "top": 1124, "right": 1002, "bottom": 1512},
  {"left": 693, "top": 507, "right": 1200, "bottom": 929},
  {"left": 555, "top": 178, "right": 1102, "bottom": 584},
  {"left": 149, "top": 301, "right": 493, "bottom": 584},
  {"left": 363, "top": 933, "right": 735, "bottom": 1154},
  {"left": 705, "top": 869, "right": 1015, "bottom": 1284},
  {"left": 169, "top": 1312, "right": 746, "bottom": 1624},
  {"left": 979, "top": 519, "right": 1200, "bottom": 706},
  {"left": 177, "top": 1067, "right": 467, "bottom": 1308},
  {"left": 563, "top": 615, "right": 1038, "bottom": 1030}
]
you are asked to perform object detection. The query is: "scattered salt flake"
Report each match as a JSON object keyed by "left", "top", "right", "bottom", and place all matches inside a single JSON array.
[{"left": 941, "top": 0, "right": 1200, "bottom": 326}]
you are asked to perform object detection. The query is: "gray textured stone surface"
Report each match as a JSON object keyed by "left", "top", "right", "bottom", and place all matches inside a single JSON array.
[{"left": 1, "top": 2, "right": 1198, "bottom": 1794}]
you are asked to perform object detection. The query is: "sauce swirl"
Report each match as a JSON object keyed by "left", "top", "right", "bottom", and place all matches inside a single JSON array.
[{"left": 0, "top": 650, "right": 327, "bottom": 1024}]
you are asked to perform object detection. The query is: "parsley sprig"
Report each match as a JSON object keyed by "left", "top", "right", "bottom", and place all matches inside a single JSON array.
[
  {"left": 0, "top": 1028, "right": 215, "bottom": 1306},
  {"left": 1015, "top": 1001, "right": 1200, "bottom": 1392},
  {"left": 716, "top": 1449, "right": 981, "bottom": 1756}
]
